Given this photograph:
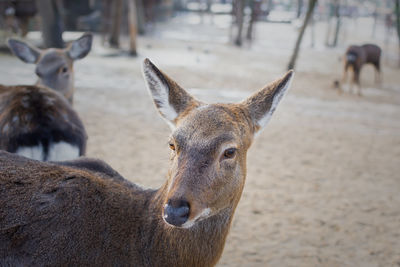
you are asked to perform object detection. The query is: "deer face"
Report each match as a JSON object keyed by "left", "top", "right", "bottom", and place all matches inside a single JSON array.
[
  {"left": 7, "top": 33, "right": 92, "bottom": 104},
  {"left": 164, "top": 104, "right": 252, "bottom": 228},
  {"left": 143, "top": 59, "right": 293, "bottom": 228}
]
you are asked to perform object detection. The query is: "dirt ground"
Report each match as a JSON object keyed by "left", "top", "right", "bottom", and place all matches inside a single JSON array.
[{"left": 0, "top": 15, "right": 399, "bottom": 266}]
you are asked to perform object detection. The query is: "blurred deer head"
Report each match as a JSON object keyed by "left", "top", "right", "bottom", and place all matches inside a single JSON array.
[{"left": 7, "top": 33, "right": 93, "bottom": 104}]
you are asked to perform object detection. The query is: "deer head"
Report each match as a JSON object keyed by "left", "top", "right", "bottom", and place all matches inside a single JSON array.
[
  {"left": 143, "top": 59, "right": 293, "bottom": 228},
  {"left": 7, "top": 33, "right": 92, "bottom": 104}
]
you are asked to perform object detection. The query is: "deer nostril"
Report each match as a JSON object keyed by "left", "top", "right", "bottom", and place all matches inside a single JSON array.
[{"left": 163, "top": 199, "right": 190, "bottom": 227}]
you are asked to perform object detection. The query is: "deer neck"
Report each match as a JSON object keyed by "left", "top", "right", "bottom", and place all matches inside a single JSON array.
[
  {"left": 34, "top": 77, "right": 74, "bottom": 105},
  {"left": 136, "top": 182, "right": 239, "bottom": 266}
]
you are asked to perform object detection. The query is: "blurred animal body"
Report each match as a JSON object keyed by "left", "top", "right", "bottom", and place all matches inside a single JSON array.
[
  {"left": 341, "top": 44, "right": 382, "bottom": 95},
  {"left": 0, "top": 84, "right": 87, "bottom": 161},
  {"left": 0, "top": 59, "right": 294, "bottom": 266},
  {"left": 0, "top": 33, "right": 92, "bottom": 161}
]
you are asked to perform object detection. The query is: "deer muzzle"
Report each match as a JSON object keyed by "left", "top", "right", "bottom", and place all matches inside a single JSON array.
[{"left": 163, "top": 198, "right": 190, "bottom": 227}]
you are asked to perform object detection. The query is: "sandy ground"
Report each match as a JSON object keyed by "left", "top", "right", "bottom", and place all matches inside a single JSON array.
[{"left": 1, "top": 14, "right": 400, "bottom": 266}]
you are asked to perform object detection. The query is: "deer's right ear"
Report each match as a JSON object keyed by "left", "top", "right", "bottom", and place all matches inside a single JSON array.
[
  {"left": 142, "top": 59, "right": 199, "bottom": 130},
  {"left": 7, "top": 39, "right": 40, "bottom": 63}
]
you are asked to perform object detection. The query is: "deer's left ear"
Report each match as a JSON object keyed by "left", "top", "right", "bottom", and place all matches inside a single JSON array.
[
  {"left": 241, "top": 70, "right": 294, "bottom": 134},
  {"left": 142, "top": 58, "right": 200, "bottom": 130},
  {"left": 67, "top": 32, "right": 93, "bottom": 60}
]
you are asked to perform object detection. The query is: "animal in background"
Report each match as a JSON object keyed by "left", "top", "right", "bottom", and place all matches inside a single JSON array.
[
  {"left": 0, "top": 59, "right": 294, "bottom": 266},
  {"left": 7, "top": 32, "right": 92, "bottom": 104},
  {"left": 0, "top": 33, "right": 92, "bottom": 161},
  {"left": 340, "top": 44, "right": 382, "bottom": 96},
  {"left": 0, "top": 84, "right": 87, "bottom": 161}
]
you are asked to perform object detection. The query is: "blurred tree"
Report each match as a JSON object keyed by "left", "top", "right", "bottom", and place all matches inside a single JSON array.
[
  {"left": 287, "top": 0, "right": 318, "bottom": 70},
  {"left": 395, "top": 0, "right": 400, "bottom": 66},
  {"left": 297, "top": 0, "right": 303, "bottom": 18},
  {"left": 332, "top": 0, "right": 341, "bottom": 47},
  {"left": 63, "top": 0, "right": 91, "bottom": 30},
  {"left": 324, "top": 0, "right": 341, "bottom": 47},
  {"left": 246, "top": 0, "right": 261, "bottom": 41},
  {"left": 206, "top": 0, "right": 213, "bottom": 12},
  {"left": 136, "top": 0, "right": 146, "bottom": 35},
  {"left": 128, "top": 0, "right": 138, "bottom": 56},
  {"left": 109, "top": 0, "right": 123, "bottom": 48},
  {"left": 37, "top": 0, "right": 64, "bottom": 48},
  {"left": 371, "top": 3, "right": 379, "bottom": 38},
  {"left": 234, "top": 0, "right": 245, "bottom": 46}
]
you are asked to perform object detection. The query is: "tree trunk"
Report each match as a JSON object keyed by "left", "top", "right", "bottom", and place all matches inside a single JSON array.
[
  {"left": 206, "top": 0, "right": 212, "bottom": 12},
  {"left": 332, "top": 0, "right": 341, "bottom": 47},
  {"left": 246, "top": 0, "right": 257, "bottom": 41},
  {"left": 287, "top": 0, "right": 318, "bottom": 70},
  {"left": 37, "top": 0, "right": 64, "bottom": 48},
  {"left": 296, "top": 0, "right": 303, "bottom": 18},
  {"left": 324, "top": 0, "right": 334, "bottom": 46},
  {"left": 395, "top": 0, "right": 400, "bottom": 67},
  {"left": 128, "top": 0, "right": 138, "bottom": 56},
  {"left": 234, "top": 0, "right": 245, "bottom": 46},
  {"left": 109, "top": 0, "right": 123, "bottom": 48},
  {"left": 136, "top": 0, "right": 146, "bottom": 35},
  {"left": 310, "top": 16, "right": 315, "bottom": 47}
]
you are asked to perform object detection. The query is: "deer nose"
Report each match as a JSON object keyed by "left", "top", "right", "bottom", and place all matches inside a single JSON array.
[{"left": 163, "top": 199, "right": 190, "bottom": 227}]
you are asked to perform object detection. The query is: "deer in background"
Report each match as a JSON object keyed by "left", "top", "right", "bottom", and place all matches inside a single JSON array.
[
  {"left": 7, "top": 32, "right": 92, "bottom": 104},
  {"left": 0, "top": 59, "right": 294, "bottom": 266},
  {"left": 340, "top": 44, "right": 382, "bottom": 96},
  {"left": 0, "top": 33, "right": 92, "bottom": 161}
]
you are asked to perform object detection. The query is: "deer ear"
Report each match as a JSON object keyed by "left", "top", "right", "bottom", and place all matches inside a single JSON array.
[
  {"left": 142, "top": 58, "right": 199, "bottom": 129},
  {"left": 7, "top": 39, "right": 40, "bottom": 63},
  {"left": 242, "top": 70, "right": 294, "bottom": 134},
  {"left": 67, "top": 32, "right": 93, "bottom": 60}
]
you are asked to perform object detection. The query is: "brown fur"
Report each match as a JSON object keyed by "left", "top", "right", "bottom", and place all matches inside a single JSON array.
[
  {"left": 0, "top": 84, "right": 87, "bottom": 159},
  {"left": 2, "top": 33, "right": 92, "bottom": 160},
  {"left": 340, "top": 44, "right": 382, "bottom": 96},
  {"left": 0, "top": 59, "right": 294, "bottom": 266}
]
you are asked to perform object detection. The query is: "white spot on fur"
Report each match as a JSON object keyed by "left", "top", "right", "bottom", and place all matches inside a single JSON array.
[
  {"left": 12, "top": 116, "right": 19, "bottom": 123},
  {"left": 256, "top": 73, "right": 294, "bottom": 135},
  {"left": 21, "top": 96, "right": 30, "bottom": 108},
  {"left": 181, "top": 208, "right": 211, "bottom": 229},
  {"left": 2, "top": 123, "right": 10, "bottom": 133},
  {"left": 16, "top": 145, "right": 44, "bottom": 161},
  {"left": 47, "top": 141, "right": 79, "bottom": 161},
  {"left": 45, "top": 96, "right": 56, "bottom": 106},
  {"left": 163, "top": 204, "right": 169, "bottom": 219},
  {"left": 142, "top": 63, "right": 177, "bottom": 130}
]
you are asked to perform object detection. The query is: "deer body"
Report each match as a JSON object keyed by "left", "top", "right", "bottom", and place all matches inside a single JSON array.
[
  {"left": 341, "top": 44, "right": 382, "bottom": 95},
  {"left": 0, "top": 151, "right": 229, "bottom": 266},
  {"left": 0, "top": 85, "right": 87, "bottom": 161},
  {"left": 0, "top": 59, "right": 294, "bottom": 266},
  {"left": 0, "top": 33, "right": 92, "bottom": 161}
]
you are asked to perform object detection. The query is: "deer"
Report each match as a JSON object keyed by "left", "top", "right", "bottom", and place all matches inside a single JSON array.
[
  {"left": 0, "top": 59, "right": 294, "bottom": 266},
  {"left": 7, "top": 32, "right": 93, "bottom": 104},
  {"left": 0, "top": 33, "right": 92, "bottom": 161},
  {"left": 339, "top": 44, "right": 382, "bottom": 96}
]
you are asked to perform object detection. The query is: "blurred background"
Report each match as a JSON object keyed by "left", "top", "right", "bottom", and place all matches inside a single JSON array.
[{"left": 0, "top": 0, "right": 399, "bottom": 266}]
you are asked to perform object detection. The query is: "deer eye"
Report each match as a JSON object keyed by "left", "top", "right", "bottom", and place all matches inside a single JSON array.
[
  {"left": 223, "top": 148, "right": 237, "bottom": 159},
  {"left": 169, "top": 143, "right": 175, "bottom": 151},
  {"left": 61, "top": 66, "right": 68, "bottom": 73}
]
